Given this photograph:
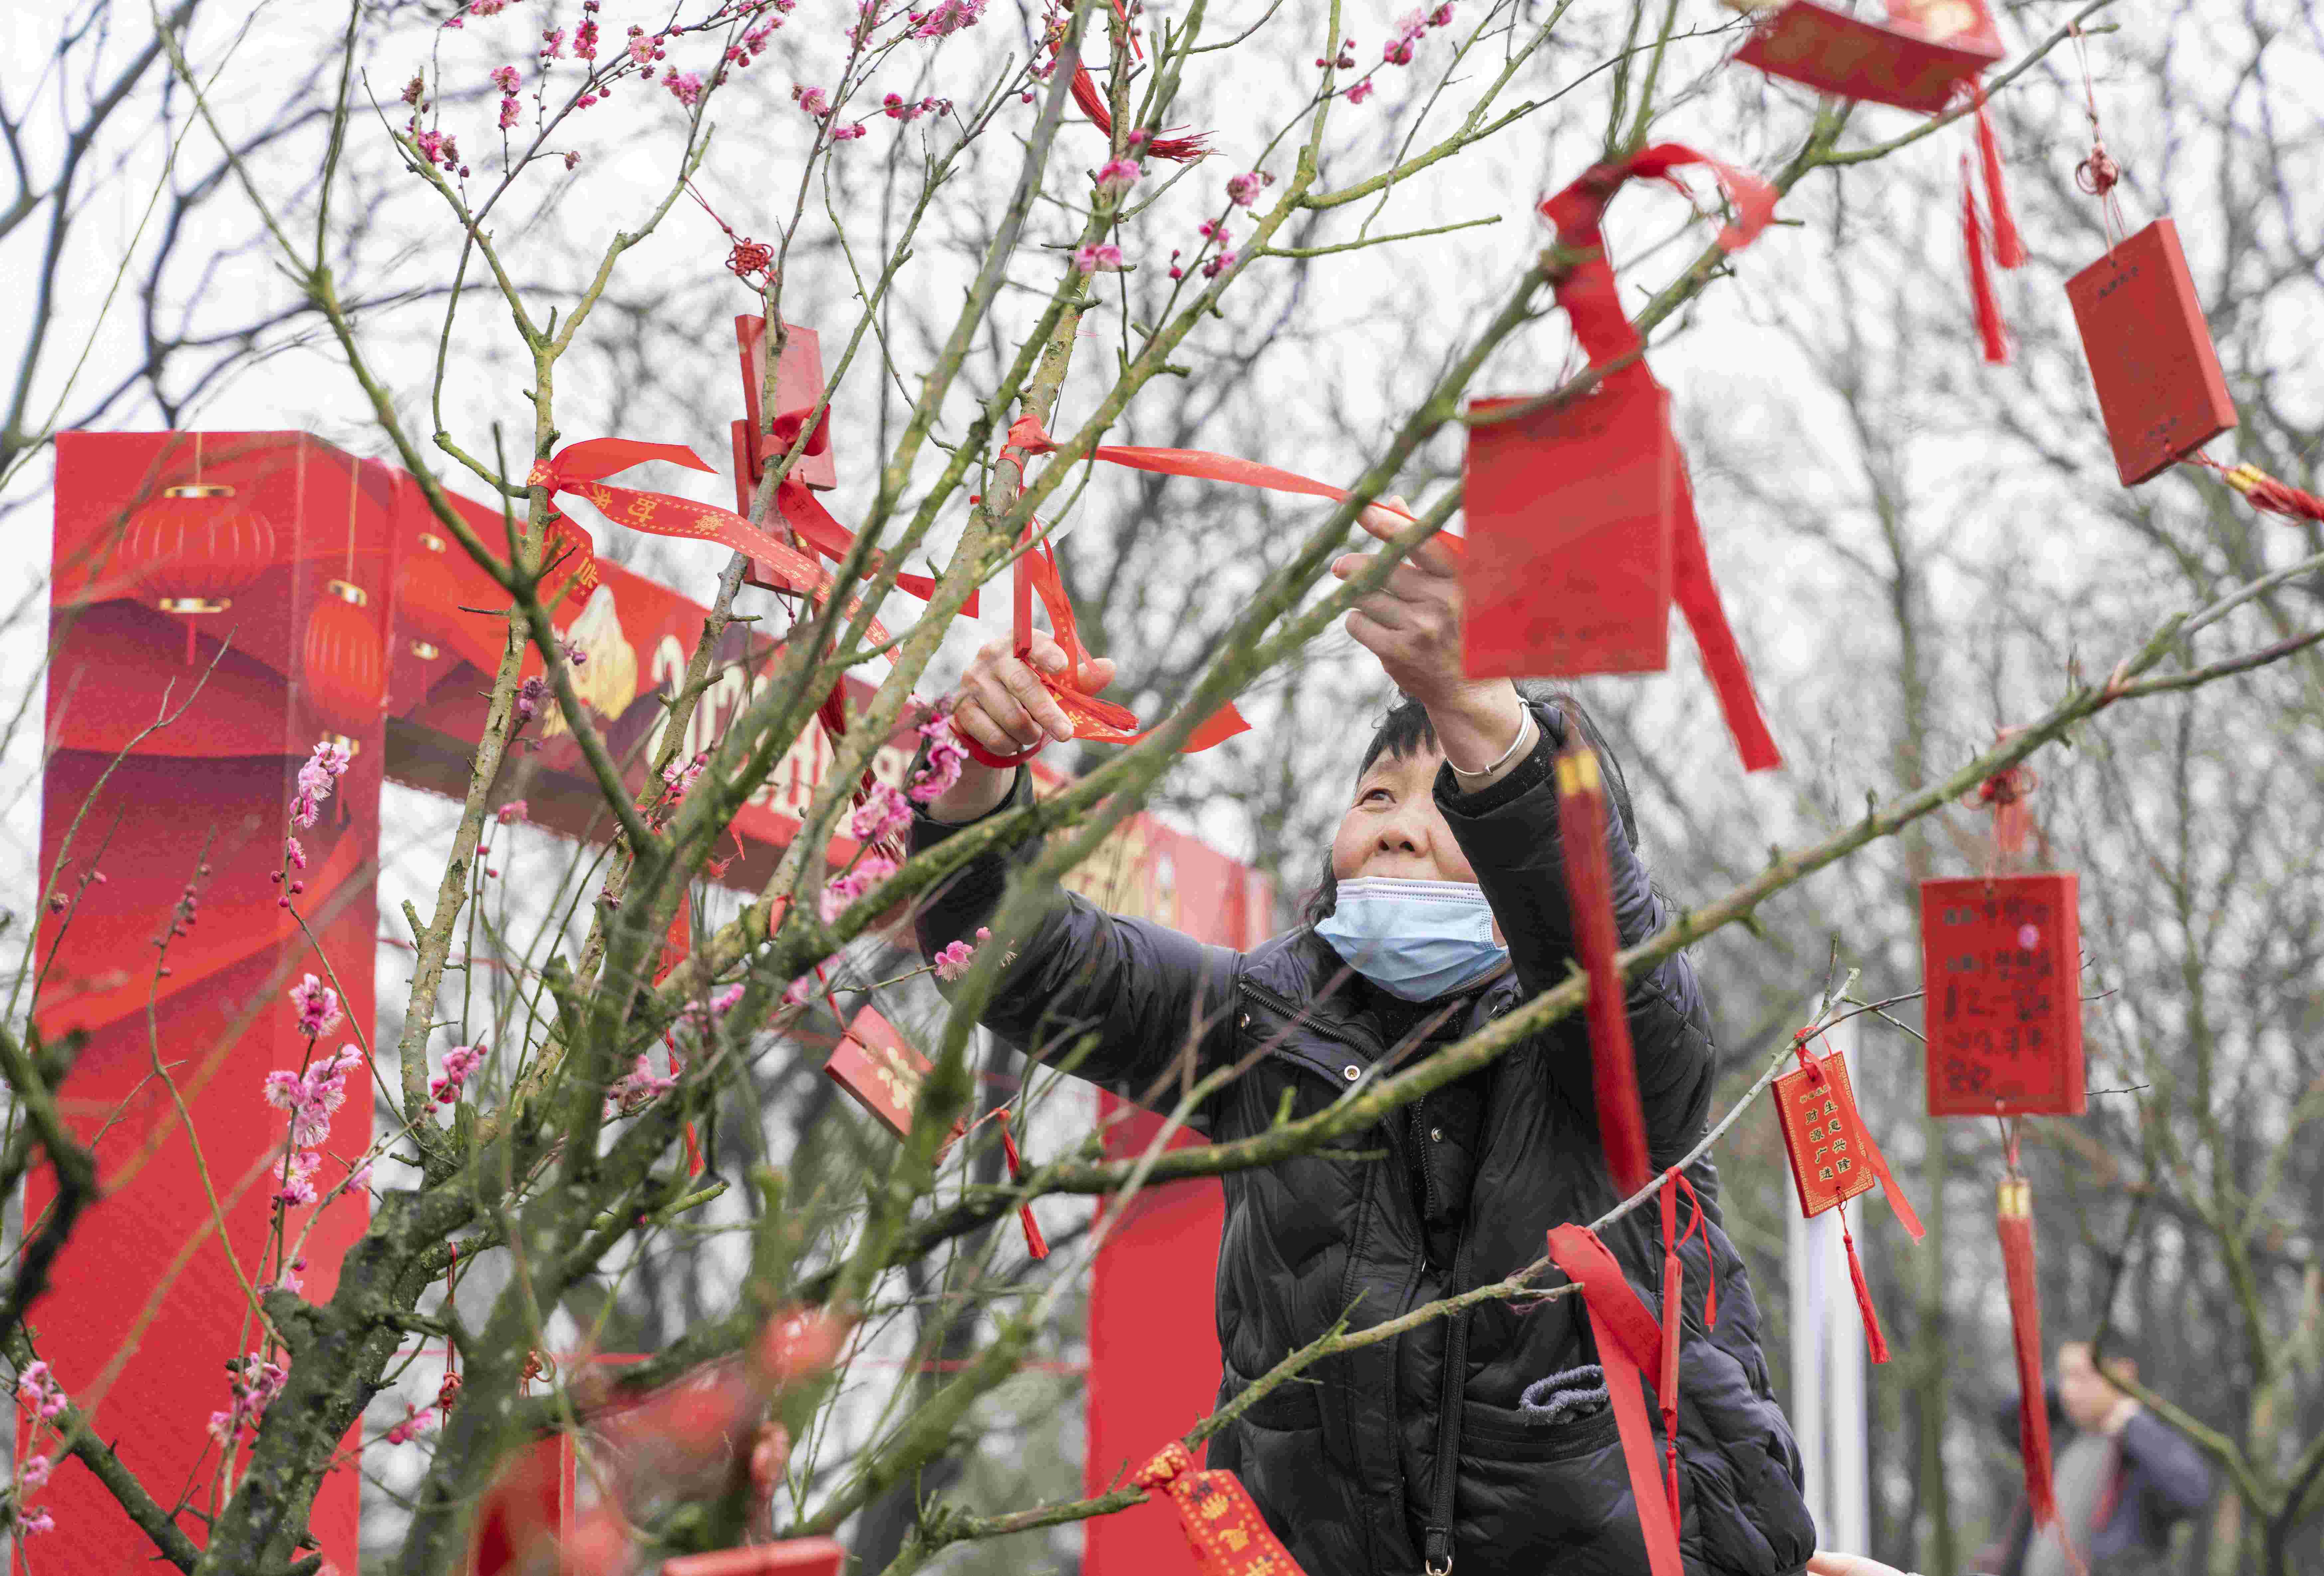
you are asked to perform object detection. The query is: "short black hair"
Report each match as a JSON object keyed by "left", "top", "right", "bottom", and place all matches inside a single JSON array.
[{"left": 1301, "top": 686, "right": 1639, "bottom": 926}]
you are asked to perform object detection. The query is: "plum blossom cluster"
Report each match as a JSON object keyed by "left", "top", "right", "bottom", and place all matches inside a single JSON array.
[
  {"left": 265, "top": 1042, "right": 363, "bottom": 1150},
  {"left": 906, "top": 708, "right": 965, "bottom": 803},
  {"left": 208, "top": 1354, "right": 287, "bottom": 1446},
  {"left": 1226, "top": 169, "right": 1273, "bottom": 207},
  {"left": 679, "top": 981, "right": 750, "bottom": 1038},
  {"left": 291, "top": 738, "right": 351, "bottom": 829},
  {"left": 432, "top": 1042, "right": 488, "bottom": 1105},
  {"left": 491, "top": 63, "right": 522, "bottom": 129},
  {"left": 1095, "top": 157, "right": 1142, "bottom": 198},
  {"left": 908, "top": 0, "right": 985, "bottom": 38},
  {"left": 604, "top": 1050, "right": 682, "bottom": 1117},
  {"left": 1168, "top": 218, "right": 1239, "bottom": 282},
  {"left": 1074, "top": 242, "right": 1125, "bottom": 274},
  {"left": 932, "top": 926, "right": 992, "bottom": 981},
  {"left": 849, "top": 781, "right": 913, "bottom": 847},
  {"left": 820, "top": 851, "right": 898, "bottom": 923},
  {"left": 12, "top": 1361, "right": 65, "bottom": 1533},
  {"left": 883, "top": 92, "right": 952, "bottom": 121},
  {"left": 1328, "top": 1, "right": 1456, "bottom": 103},
  {"left": 289, "top": 974, "right": 343, "bottom": 1039}
]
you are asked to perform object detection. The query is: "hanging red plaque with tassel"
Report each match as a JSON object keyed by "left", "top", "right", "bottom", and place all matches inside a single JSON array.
[
  {"left": 1920, "top": 873, "right": 2084, "bottom": 1117},
  {"left": 1554, "top": 737, "right": 1653, "bottom": 1197},
  {"left": 1735, "top": 0, "right": 2003, "bottom": 114},
  {"left": 2067, "top": 219, "right": 2237, "bottom": 485},
  {"left": 1133, "top": 1441, "right": 1310, "bottom": 1576},
  {"left": 824, "top": 1006, "right": 936, "bottom": 1138},
  {"left": 735, "top": 317, "right": 838, "bottom": 492},
  {"left": 1772, "top": 1032, "right": 1927, "bottom": 1362}
]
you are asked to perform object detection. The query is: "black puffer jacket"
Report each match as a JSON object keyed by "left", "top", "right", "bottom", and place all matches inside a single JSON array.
[{"left": 912, "top": 701, "right": 1815, "bottom": 1575}]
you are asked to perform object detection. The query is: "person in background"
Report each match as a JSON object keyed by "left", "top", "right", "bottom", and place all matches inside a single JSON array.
[{"left": 1989, "top": 1341, "right": 2212, "bottom": 1576}]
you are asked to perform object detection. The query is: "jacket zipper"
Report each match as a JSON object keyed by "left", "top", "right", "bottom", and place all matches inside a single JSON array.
[{"left": 1237, "top": 976, "right": 1388, "bottom": 1066}]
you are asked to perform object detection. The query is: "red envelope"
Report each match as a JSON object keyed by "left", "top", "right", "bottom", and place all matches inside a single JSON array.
[
  {"left": 1774, "top": 1052, "right": 1880, "bottom": 1217},
  {"left": 1736, "top": 0, "right": 2003, "bottom": 115},
  {"left": 2065, "top": 219, "right": 2238, "bottom": 486},
  {"left": 661, "top": 1539, "right": 846, "bottom": 1576},
  {"left": 736, "top": 317, "right": 838, "bottom": 492},
  {"left": 1920, "top": 873, "right": 2085, "bottom": 1117},
  {"left": 823, "top": 1006, "right": 933, "bottom": 1137},
  {"left": 1460, "top": 380, "right": 1675, "bottom": 679}
]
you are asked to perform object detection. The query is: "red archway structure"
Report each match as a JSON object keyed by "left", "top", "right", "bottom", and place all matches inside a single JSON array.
[{"left": 32, "top": 429, "right": 1245, "bottom": 1572}]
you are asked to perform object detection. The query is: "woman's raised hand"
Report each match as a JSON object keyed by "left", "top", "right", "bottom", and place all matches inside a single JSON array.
[
  {"left": 928, "top": 631, "right": 1118, "bottom": 822},
  {"left": 1330, "top": 495, "right": 1470, "bottom": 706}
]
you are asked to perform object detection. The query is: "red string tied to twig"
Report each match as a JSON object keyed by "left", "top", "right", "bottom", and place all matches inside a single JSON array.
[
  {"left": 996, "top": 1109, "right": 1049, "bottom": 1260},
  {"left": 1134, "top": 1441, "right": 1311, "bottom": 1575},
  {"left": 1535, "top": 145, "right": 1784, "bottom": 773},
  {"left": 1967, "top": 759, "right": 2038, "bottom": 862}
]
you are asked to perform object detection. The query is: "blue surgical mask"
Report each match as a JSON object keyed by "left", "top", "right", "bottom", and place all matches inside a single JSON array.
[{"left": 1313, "top": 877, "right": 1510, "bottom": 1002}]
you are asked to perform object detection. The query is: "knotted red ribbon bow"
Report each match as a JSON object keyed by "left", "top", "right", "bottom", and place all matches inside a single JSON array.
[
  {"left": 529, "top": 438, "right": 889, "bottom": 647},
  {"left": 1536, "top": 145, "right": 1784, "bottom": 773}
]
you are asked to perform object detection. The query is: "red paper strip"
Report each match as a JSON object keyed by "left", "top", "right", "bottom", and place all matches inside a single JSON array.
[
  {"left": 997, "top": 1111, "right": 1050, "bottom": 1260},
  {"left": 1998, "top": 1177, "right": 2060, "bottom": 1532},
  {"left": 1736, "top": 0, "right": 2004, "bottom": 114},
  {"left": 1134, "top": 1441, "right": 1311, "bottom": 1575},
  {"left": 1495, "top": 146, "right": 1782, "bottom": 773},
  {"left": 1544, "top": 1225, "right": 1684, "bottom": 1576},
  {"left": 1555, "top": 739, "right": 1653, "bottom": 1197},
  {"left": 1461, "top": 385, "right": 1674, "bottom": 679},
  {"left": 1920, "top": 874, "right": 2085, "bottom": 1117},
  {"left": 2066, "top": 218, "right": 2238, "bottom": 486}
]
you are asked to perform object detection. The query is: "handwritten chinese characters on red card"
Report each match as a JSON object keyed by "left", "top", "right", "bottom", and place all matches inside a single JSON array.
[
  {"left": 1774, "top": 1051, "right": 1880, "bottom": 1217},
  {"left": 1920, "top": 873, "right": 2085, "bottom": 1117}
]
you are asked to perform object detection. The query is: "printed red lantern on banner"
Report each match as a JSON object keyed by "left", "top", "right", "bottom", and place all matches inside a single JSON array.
[
  {"left": 1920, "top": 873, "right": 2085, "bottom": 1117},
  {"left": 396, "top": 532, "right": 472, "bottom": 663},
  {"left": 735, "top": 316, "right": 837, "bottom": 492},
  {"left": 302, "top": 579, "right": 385, "bottom": 742},
  {"left": 1735, "top": 0, "right": 2004, "bottom": 114},
  {"left": 122, "top": 480, "right": 279, "bottom": 663},
  {"left": 2066, "top": 218, "right": 2238, "bottom": 486},
  {"left": 1462, "top": 381, "right": 1675, "bottom": 679}
]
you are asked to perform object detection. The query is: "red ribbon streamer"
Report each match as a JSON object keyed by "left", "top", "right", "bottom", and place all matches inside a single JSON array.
[
  {"left": 1134, "top": 1441, "right": 1311, "bottom": 1575},
  {"left": 1961, "top": 158, "right": 2011, "bottom": 365},
  {"left": 1544, "top": 1225, "right": 1686, "bottom": 1576},
  {"left": 1538, "top": 146, "right": 1783, "bottom": 773},
  {"left": 1555, "top": 737, "right": 1653, "bottom": 1197},
  {"left": 1975, "top": 90, "right": 2026, "bottom": 269},
  {"left": 529, "top": 439, "right": 889, "bottom": 647},
  {"left": 1998, "top": 1175, "right": 2061, "bottom": 1534}
]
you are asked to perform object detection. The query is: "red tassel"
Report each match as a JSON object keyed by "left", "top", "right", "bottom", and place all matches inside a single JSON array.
[
  {"left": 999, "top": 1113, "right": 1049, "bottom": 1259},
  {"left": 1975, "top": 89, "right": 2025, "bottom": 269},
  {"left": 1838, "top": 1205, "right": 1890, "bottom": 1364},
  {"left": 1962, "top": 158, "right": 2010, "bottom": 365},
  {"left": 1065, "top": 63, "right": 1209, "bottom": 161},
  {"left": 681, "top": 1121, "right": 705, "bottom": 1178},
  {"left": 1998, "top": 1177, "right": 2058, "bottom": 1530}
]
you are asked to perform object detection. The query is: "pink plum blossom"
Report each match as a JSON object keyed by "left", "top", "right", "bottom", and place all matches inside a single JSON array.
[
  {"left": 933, "top": 926, "right": 993, "bottom": 981},
  {"left": 289, "top": 974, "right": 343, "bottom": 1038},
  {"left": 291, "top": 738, "right": 351, "bottom": 827},
  {"left": 18, "top": 1362, "right": 66, "bottom": 1421},
  {"left": 1096, "top": 158, "right": 1142, "bottom": 197},
  {"left": 432, "top": 1043, "right": 487, "bottom": 1105},
  {"left": 820, "top": 852, "right": 898, "bottom": 923},
  {"left": 1226, "top": 170, "right": 1271, "bottom": 206},
  {"left": 907, "top": 709, "right": 965, "bottom": 803},
  {"left": 849, "top": 782, "right": 913, "bottom": 847},
  {"left": 1074, "top": 242, "right": 1125, "bottom": 273}
]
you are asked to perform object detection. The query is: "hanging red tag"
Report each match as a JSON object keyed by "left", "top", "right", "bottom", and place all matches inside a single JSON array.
[
  {"left": 1920, "top": 873, "right": 2085, "bottom": 1117},
  {"left": 1554, "top": 740, "right": 1654, "bottom": 1198},
  {"left": 823, "top": 1006, "right": 934, "bottom": 1138},
  {"left": 1134, "top": 1441, "right": 1311, "bottom": 1576},
  {"left": 661, "top": 1538, "right": 848, "bottom": 1576},
  {"left": 1773, "top": 1052, "right": 1881, "bottom": 1218},
  {"left": 1736, "top": 0, "right": 2004, "bottom": 114},
  {"left": 1461, "top": 383, "right": 1674, "bottom": 679},
  {"left": 2065, "top": 218, "right": 2238, "bottom": 486},
  {"left": 736, "top": 317, "right": 838, "bottom": 491}
]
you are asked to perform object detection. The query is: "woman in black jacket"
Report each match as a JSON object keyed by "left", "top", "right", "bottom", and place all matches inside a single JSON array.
[{"left": 911, "top": 501, "right": 1820, "bottom": 1575}]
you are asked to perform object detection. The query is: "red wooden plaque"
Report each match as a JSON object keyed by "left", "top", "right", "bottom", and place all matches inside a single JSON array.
[
  {"left": 736, "top": 317, "right": 838, "bottom": 491},
  {"left": 823, "top": 1006, "right": 932, "bottom": 1136},
  {"left": 1921, "top": 873, "right": 2085, "bottom": 1117},
  {"left": 1774, "top": 1051, "right": 1880, "bottom": 1217},
  {"left": 2065, "top": 218, "right": 2238, "bottom": 486},
  {"left": 662, "top": 1538, "right": 847, "bottom": 1576},
  {"left": 1736, "top": 0, "right": 2003, "bottom": 115},
  {"left": 1460, "top": 379, "right": 1674, "bottom": 679}
]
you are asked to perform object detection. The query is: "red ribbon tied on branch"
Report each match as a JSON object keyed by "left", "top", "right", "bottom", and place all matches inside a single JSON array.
[
  {"left": 1537, "top": 145, "right": 1784, "bottom": 773},
  {"left": 528, "top": 438, "right": 888, "bottom": 646}
]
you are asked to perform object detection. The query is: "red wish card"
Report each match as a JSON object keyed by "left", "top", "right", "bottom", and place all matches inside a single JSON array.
[
  {"left": 1774, "top": 1051, "right": 1879, "bottom": 1217},
  {"left": 2066, "top": 219, "right": 2238, "bottom": 486},
  {"left": 824, "top": 1006, "right": 933, "bottom": 1137},
  {"left": 1737, "top": 0, "right": 2004, "bottom": 115},
  {"left": 1461, "top": 380, "right": 1674, "bottom": 680},
  {"left": 1921, "top": 873, "right": 2085, "bottom": 1117},
  {"left": 736, "top": 317, "right": 838, "bottom": 492},
  {"left": 661, "top": 1538, "right": 847, "bottom": 1576}
]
